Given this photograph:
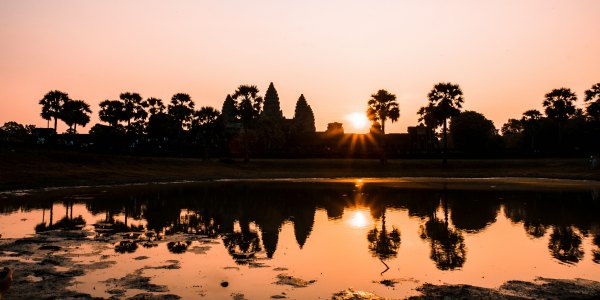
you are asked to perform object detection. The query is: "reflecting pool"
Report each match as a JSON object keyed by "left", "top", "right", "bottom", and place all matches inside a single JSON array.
[{"left": 0, "top": 179, "right": 599, "bottom": 299}]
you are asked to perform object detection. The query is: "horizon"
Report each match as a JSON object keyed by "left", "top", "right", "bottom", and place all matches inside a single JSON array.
[{"left": 1, "top": 1, "right": 599, "bottom": 133}]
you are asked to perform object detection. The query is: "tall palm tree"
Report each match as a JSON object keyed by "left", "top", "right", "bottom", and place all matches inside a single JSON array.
[
  {"left": 367, "top": 89, "right": 400, "bottom": 163},
  {"left": 584, "top": 83, "right": 600, "bottom": 121},
  {"left": 39, "top": 90, "right": 70, "bottom": 132},
  {"left": 367, "top": 89, "right": 400, "bottom": 134},
  {"left": 419, "top": 83, "right": 464, "bottom": 167},
  {"left": 192, "top": 106, "right": 221, "bottom": 159},
  {"left": 232, "top": 85, "right": 263, "bottom": 162},
  {"left": 168, "top": 93, "right": 195, "bottom": 131},
  {"left": 60, "top": 100, "right": 91, "bottom": 134},
  {"left": 120, "top": 92, "right": 148, "bottom": 133}
]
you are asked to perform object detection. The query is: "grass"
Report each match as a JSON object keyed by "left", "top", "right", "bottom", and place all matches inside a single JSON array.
[{"left": 1, "top": 147, "right": 599, "bottom": 191}]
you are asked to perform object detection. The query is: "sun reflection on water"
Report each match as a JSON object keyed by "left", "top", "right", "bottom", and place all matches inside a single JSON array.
[{"left": 348, "top": 210, "right": 370, "bottom": 228}]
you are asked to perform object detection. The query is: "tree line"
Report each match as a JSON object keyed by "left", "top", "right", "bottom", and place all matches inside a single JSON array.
[{"left": 1, "top": 81, "right": 599, "bottom": 160}]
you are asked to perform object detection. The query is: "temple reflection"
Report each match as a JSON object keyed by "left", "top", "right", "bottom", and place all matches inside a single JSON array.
[{"left": 2, "top": 181, "right": 598, "bottom": 269}]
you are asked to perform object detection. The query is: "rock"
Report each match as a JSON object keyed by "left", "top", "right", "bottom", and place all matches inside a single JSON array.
[
  {"left": 220, "top": 281, "right": 229, "bottom": 287},
  {"left": 332, "top": 288, "right": 383, "bottom": 300},
  {"left": 274, "top": 274, "right": 315, "bottom": 288}
]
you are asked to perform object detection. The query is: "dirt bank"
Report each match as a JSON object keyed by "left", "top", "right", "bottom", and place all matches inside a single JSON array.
[{"left": 2, "top": 148, "right": 599, "bottom": 191}]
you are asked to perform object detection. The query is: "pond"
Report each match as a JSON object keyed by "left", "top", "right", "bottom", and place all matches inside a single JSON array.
[{"left": 0, "top": 179, "right": 599, "bottom": 299}]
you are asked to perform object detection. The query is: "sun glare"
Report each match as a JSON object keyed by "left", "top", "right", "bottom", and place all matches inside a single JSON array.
[
  {"left": 349, "top": 210, "right": 369, "bottom": 228},
  {"left": 346, "top": 112, "right": 369, "bottom": 132}
]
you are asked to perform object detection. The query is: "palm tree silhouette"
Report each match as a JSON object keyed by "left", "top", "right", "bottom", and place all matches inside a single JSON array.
[
  {"left": 99, "top": 100, "right": 126, "bottom": 128},
  {"left": 192, "top": 106, "right": 221, "bottom": 159},
  {"left": 419, "top": 83, "right": 464, "bottom": 167},
  {"left": 366, "top": 89, "right": 400, "bottom": 164},
  {"left": 60, "top": 99, "right": 91, "bottom": 134},
  {"left": 147, "top": 97, "right": 166, "bottom": 116},
  {"left": 39, "top": 90, "right": 70, "bottom": 132},
  {"left": 584, "top": 83, "right": 600, "bottom": 121},
  {"left": 543, "top": 88, "right": 577, "bottom": 122},
  {"left": 120, "top": 92, "right": 148, "bottom": 133},
  {"left": 168, "top": 93, "right": 195, "bottom": 131},
  {"left": 232, "top": 85, "right": 263, "bottom": 162},
  {"left": 521, "top": 109, "right": 543, "bottom": 151}
]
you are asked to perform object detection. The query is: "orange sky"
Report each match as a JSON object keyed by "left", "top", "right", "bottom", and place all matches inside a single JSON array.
[{"left": 1, "top": 0, "right": 599, "bottom": 133}]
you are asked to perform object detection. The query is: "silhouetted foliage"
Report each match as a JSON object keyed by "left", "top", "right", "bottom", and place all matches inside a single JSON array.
[
  {"left": 191, "top": 106, "right": 222, "bottom": 158},
  {"left": 584, "top": 83, "right": 600, "bottom": 121},
  {"left": 548, "top": 226, "right": 584, "bottom": 264},
  {"left": 120, "top": 92, "right": 148, "bottom": 134},
  {"left": 60, "top": 99, "right": 91, "bottom": 134},
  {"left": 99, "top": 100, "right": 126, "bottom": 128},
  {"left": 419, "top": 83, "right": 464, "bottom": 166},
  {"left": 367, "top": 89, "right": 400, "bottom": 163},
  {"left": 1, "top": 121, "right": 29, "bottom": 140},
  {"left": 543, "top": 88, "right": 577, "bottom": 122},
  {"left": 367, "top": 210, "right": 401, "bottom": 261},
  {"left": 147, "top": 97, "right": 166, "bottom": 116},
  {"left": 367, "top": 89, "right": 400, "bottom": 135},
  {"left": 146, "top": 112, "right": 179, "bottom": 141},
  {"left": 39, "top": 90, "right": 70, "bottom": 131},
  {"left": 450, "top": 111, "right": 499, "bottom": 153},
  {"left": 168, "top": 93, "right": 195, "bottom": 131},
  {"left": 232, "top": 85, "right": 263, "bottom": 162}
]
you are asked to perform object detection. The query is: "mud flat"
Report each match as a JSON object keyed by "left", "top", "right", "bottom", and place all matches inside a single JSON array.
[{"left": 1, "top": 230, "right": 599, "bottom": 299}]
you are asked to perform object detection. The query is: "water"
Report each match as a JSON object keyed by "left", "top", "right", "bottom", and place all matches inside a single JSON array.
[{"left": 0, "top": 179, "right": 599, "bottom": 299}]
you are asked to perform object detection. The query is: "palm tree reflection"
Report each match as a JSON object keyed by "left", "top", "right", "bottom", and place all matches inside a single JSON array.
[
  {"left": 548, "top": 226, "right": 584, "bottom": 264},
  {"left": 222, "top": 220, "right": 261, "bottom": 262},
  {"left": 419, "top": 190, "right": 466, "bottom": 270},
  {"left": 367, "top": 207, "right": 401, "bottom": 274},
  {"left": 593, "top": 234, "right": 600, "bottom": 264}
]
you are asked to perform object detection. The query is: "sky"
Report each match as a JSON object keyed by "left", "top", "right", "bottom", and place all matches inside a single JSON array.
[{"left": 1, "top": 0, "right": 599, "bottom": 133}]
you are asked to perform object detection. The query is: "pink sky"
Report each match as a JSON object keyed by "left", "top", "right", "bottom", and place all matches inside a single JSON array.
[{"left": 1, "top": 0, "right": 599, "bottom": 133}]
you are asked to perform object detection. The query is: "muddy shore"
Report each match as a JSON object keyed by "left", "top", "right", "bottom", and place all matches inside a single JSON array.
[{"left": 1, "top": 231, "right": 599, "bottom": 299}]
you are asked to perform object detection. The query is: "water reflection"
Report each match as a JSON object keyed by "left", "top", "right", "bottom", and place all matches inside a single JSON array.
[
  {"left": 1, "top": 181, "right": 600, "bottom": 270},
  {"left": 418, "top": 190, "right": 466, "bottom": 270},
  {"left": 367, "top": 208, "right": 401, "bottom": 274}
]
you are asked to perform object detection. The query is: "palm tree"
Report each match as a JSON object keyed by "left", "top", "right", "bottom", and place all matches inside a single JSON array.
[
  {"left": 521, "top": 109, "right": 543, "bottom": 151},
  {"left": 98, "top": 100, "right": 125, "bottom": 128},
  {"left": 168, "top": 93, "right": 195, "bottom": 131},
  {"left": 367, "top": 89, "right": 400, "bottom": 163},
  {"left": 147, "top": 97, "right": 165, "bottom": 116},
  {"left": 584, "top": 83, "right": 600, "bottom": 121},
  {"left": 418, "top": 83, "right": 464, "bottom": 167},
  {"left": 39, "top": 90, "right": 70, "bottom": 132},
  {"left": 192, "top": 106, "right": 221, "bottom": 159},
  {"left": 120, "top": 92, "right": 148, "bottom": 133},
  {"left": 232, "top": 85, "right": 263, "bottom": 162},
  {"left": 543, "top": 88, "right": 577, "bottom": 122},
  {"left": 60, "top": 100, "right": 91, "bottom": 134}
]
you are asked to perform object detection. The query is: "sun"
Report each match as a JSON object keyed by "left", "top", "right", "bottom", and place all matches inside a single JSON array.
[{"left": 345, "top": 112, "right": 369, "bottom": 132}]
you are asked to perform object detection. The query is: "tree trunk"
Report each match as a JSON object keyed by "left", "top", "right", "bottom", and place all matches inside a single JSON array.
[
  {"left": 442, "top": 118, "right": 448, "bottom": 168},
  {"left": 243, "top": 126, "right": 249, "bottom": 163},
  {"left": 53, "top": 117, "right": 58, "bottom": 133},
  {"left": 380, "top": 120, "right": 387, "bottom": 164}
]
